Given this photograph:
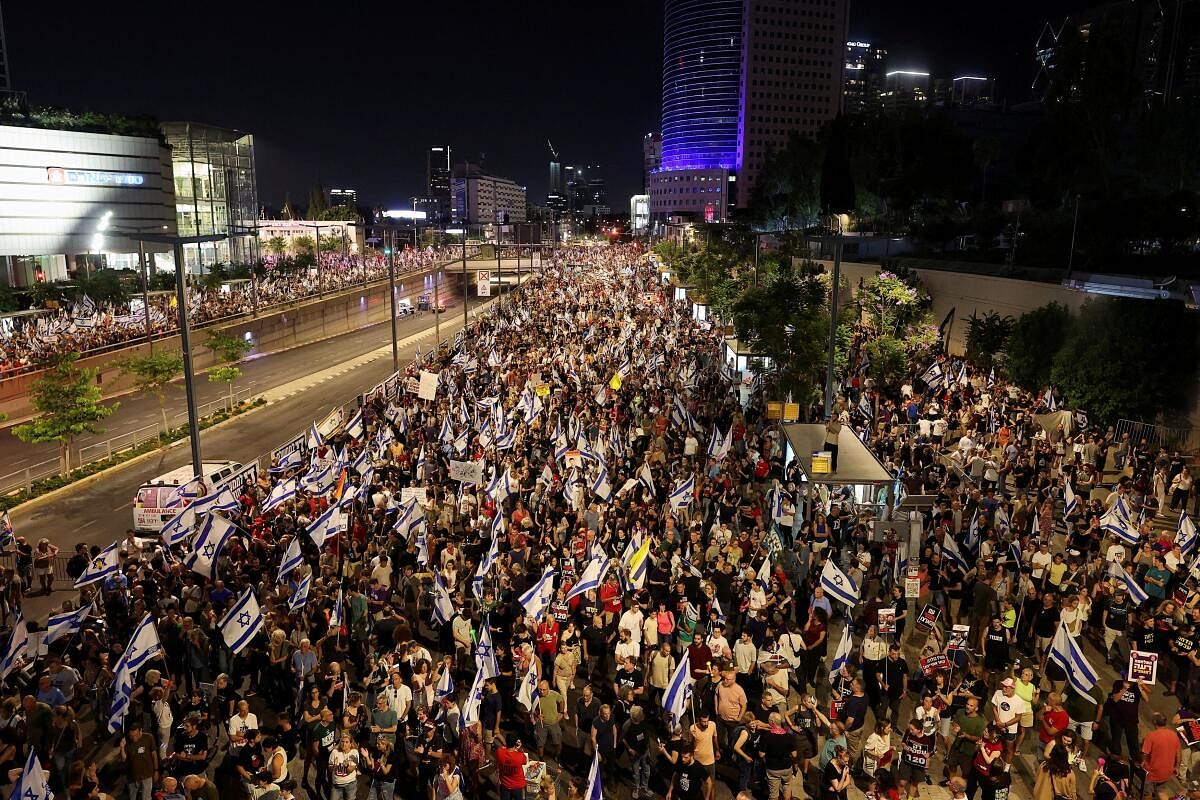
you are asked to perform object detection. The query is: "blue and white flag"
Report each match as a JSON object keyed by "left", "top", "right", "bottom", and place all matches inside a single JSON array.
[
  {"left": 1109, "top": 562, "right": 1149, "bottom": 605},
  {"left": 300, "top": 465, "right": 337, "bottom": 497},
  {"left": 1044, "top": 387, "right": 1057, "bottom": 411},
  {"left": 219, "top": 588, "right": 264, "bottom": 656},
  {"left": 435, "top": 667, "right": 455, "bottom": 701},
  {"left": 108, "top": 655, "right": 133, "bottom": 733},
  {"left": 1063, "top": 482, "right": 1078, "bottom": 518},
  {"left": 432, "top": 576, "right": 455, "bottom": 626},
  {"left": 345, "top": 409, "right": 365, "bottom": 440},
  {"left": 45, "top": 603, "right": 92, "bottom": 646},
  {"left": 819, "top": 559, "right": 860, "bottom": 608},
  {"left": 262, "top": 479, "right": 298, "bottom": 513},
  {"left": 756, "top": 556, "right": 773, "bottom": 591},
  {"left": 349, "top": 448, "right": 369, "bottom": 476},
  {"left": 163, "top": 475, "right": 208, "bottom": 509},
  {"left": 0, "top": 613, "right": 27, "bottom": 678},
  {"left": 662, "top": 652, "right": 694, "bottom": 731},
  {"left": 590, "top": 466, "right": 613, "bottom": 502},
  {"left": 329, "top": 590, "right": 344, "bottom": 629},
  {"left": 965, "top": 511, "right": 980, "bottom": 551},
  {"left": 987, "top": 367, "right": 995, "bottom": 388},
  {"left": 0, "top": 511, "right": 12, "bottom": 548},
  {"left": 472, "top": 531, "right": 500, "bottom": 601},
  {"left": 191, "top": 485, "right": 240, "bottom": 515},
  {"left": 669, "top": 474, "right": 695, "bottom": 510},
  {"left": 1047, "top": 625, "right": 1099, "bottom": 702},
  {"left": 637, "top": 462, "right": 655, "bottom": 495},
  {"left": 270, "top": 448, "right": 305, "bottom": 474},
  {"left": 159, "top": 507, "right": 198, "bottom": 547},
  {"left": 476, "top": 619, "right": 499, "bottom": 679},
  {"left": 857, "top": 393, "right": 873, "bottom": 420},
  {"left": 565, "top": 555, "right": 610, "bottom": 602},
  {"left": 1101, "top": 506, "right": 1140, "bottom": 546},
  {"left": 519, "top": 567, "right": 556, "bottom": 622},
  {"left": 74, "top": 540, "right": 121, "bottom": 587},
  {"left": 184, "top": 513, "right": 238, "bottom": 580},
  {"left": 10, "top": 751, "right": 51, "bottom": 800},
  {"left": 289, "top": 574, "right": 311, "bottom": 613},
  {"left": 583, "top": 750, "right": 602, "bottom": 800},
  {"left": 828, "top": 625, "right": 854, "bottom": 684},
  {"left": 516, "top": 655, "right": 541, "bottom": 712},
  {"left": 920, "top": 361, "right": 944, "bottom": 390},
  {"left": 306, "top": 422, "right": 324, "bottom": 451},
  {"left": 460, "top": 670, "right": 487, "bottom": 728},
  {"left": 1178, "top": 512, "right": 1198, "bottom": 556},
  {"left": 122, "top": 612, "right": 163, "bottom": 672},
  {"left": 307, "top": 504, "right": 344, "bottom": 547},
  {"left": 277, "top": 537, "right": 304, "bottom": 582},
  {"left": 941, "top": 532, "right": 970, "bottom": 571}
]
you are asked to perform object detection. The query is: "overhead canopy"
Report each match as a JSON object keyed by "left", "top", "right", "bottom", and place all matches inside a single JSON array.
[
  {"left": 781, "top": 423, "right": 894, "bottom": 486},
  {"left": 1034, "top": 410, "right": 1074, "bottom": 437}
]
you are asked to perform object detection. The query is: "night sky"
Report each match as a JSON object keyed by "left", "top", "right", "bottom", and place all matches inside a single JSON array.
[{"left": 7, "top": 0, "right": 1084, "bottom": 213}]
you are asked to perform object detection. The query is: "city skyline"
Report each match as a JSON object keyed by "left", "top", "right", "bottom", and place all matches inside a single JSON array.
[{"left": 6, "top": 0, "right": 1085, "bottom": 211}]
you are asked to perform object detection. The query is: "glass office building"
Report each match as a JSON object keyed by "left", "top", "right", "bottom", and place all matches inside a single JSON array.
[{"left": 162, "top": 122, "right": 258, "bottom": 269}]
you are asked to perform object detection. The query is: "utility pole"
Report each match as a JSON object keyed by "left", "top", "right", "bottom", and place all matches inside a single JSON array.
[
  {"left": 387, "top": 227, "right": 398, "bottom": 372},
  {"left": 1066, "top": 193, "right": 1082, "bottom": 279},
  {"left": 462, "top": 224, "right": 468, "bottom": 330},
  {"left": 824, "top": 236, "right": 843, "bottom": 420}
]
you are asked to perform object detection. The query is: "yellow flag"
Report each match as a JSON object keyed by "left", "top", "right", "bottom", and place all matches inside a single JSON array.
[{"left": 609, "top": 374, "right": 622, "bottom": 391}]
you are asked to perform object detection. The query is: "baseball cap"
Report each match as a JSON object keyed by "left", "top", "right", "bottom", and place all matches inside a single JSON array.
[{"left": 1000, "top": 677, "right": 1015, "bottom": 687}]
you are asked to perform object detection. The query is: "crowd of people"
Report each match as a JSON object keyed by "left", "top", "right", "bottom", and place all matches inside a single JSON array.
[
  {"left": 0, "top": 245, "right": 474, "bottom": 375},
  {"left": 0, "top": 243, "right": 1194, "bottom": 800}
]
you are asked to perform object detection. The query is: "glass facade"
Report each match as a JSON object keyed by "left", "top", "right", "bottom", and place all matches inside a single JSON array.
[
  {"left": 162, "top": 122, "right": 258, "bottom": 269},
  {"left": 660, "top": 0, "right": 743, "bottom": 171}
]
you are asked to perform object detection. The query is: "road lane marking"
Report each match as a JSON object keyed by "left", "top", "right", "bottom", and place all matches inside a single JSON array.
[{"left": 72, "top": 520, "right": 96, "bottom": 532}]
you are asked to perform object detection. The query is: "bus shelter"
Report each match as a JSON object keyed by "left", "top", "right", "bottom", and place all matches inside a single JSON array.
[{"left": 780, "top": 422, "right": 898, "bottom": 523}]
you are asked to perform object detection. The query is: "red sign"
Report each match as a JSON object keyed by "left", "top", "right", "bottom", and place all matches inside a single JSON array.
[{"left": 920, "top": 653, "right": 952, "bottom": 676}]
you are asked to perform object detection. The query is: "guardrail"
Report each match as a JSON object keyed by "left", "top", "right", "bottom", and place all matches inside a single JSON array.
[
  {"left": 0, "top": 382, "right": 258, "bottom": 497},
  {"left": 1114, "top": 418, "right": 1200, "bottom": 456}
]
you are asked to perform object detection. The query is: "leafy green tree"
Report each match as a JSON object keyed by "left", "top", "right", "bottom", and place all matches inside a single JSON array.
[
  {"left": 204, "top": 329, "right": 253, "bottom": 363},
  {"left": 317, "top": 205, "right": 361, "bottom": 222},
  {"left": 292, "top": 236, "right": 315, "bottom": 257},
  {"left": 1003, "top": 303, "right": 1073, "bottom": 390},
  {"left": 731, "top": 263, "right": 829, "bottom": 408},
  {"left": 857, "top": 271, "right": 926, "bottom": 338},
  {"left": 306, "top": 185, "right": 328, "bottom": 219},
  {"left": 13, "top": 354, "right": 117, "bottom": 471},
  {"left": 263, "top": 236, "right": 287, "bottom": 256},
  {"left": 116, "top": 350, "right": 183, "bottom": 433},
  {"left": 318, "top": 234, "right": 344, "bottom": 255},
  {"left": 208, "top": 365, "right": 242, "bottom": 409},
  {"left": 964, "top": 311, "right": 1015, "bottom": 370},
  {"left": 0, "top": 285, "right": 16, "bottom": 313},
  {"left": 1051, "top": 297, "right": 1198, "bottom": 422},
  {"left": 864, "top": 335, "right": 909, "bottom": 384},
  {"left": 74, "top": 269, "right": 129, "bottom": 306},
  {"left": 746, "top": 132, "right": 823, "bottom": 230}
]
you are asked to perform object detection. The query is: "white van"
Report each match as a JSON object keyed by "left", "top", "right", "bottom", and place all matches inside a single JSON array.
[
  {"left": 132, "top": 460, "right": 252, "bottom": 532},
  {"left": 396, "top": 298, "right": 415, "bottom": 317}
]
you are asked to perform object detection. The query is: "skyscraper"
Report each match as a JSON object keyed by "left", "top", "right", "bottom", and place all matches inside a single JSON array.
[
  {"left": 427, "top": 146, "right": 452, "bottom": 225},
  {"left": 649, "top": 0, "right": 850, "bottom": 222},
  {"left": 844, "top": 41, "right": 888, "bottom": 114}
]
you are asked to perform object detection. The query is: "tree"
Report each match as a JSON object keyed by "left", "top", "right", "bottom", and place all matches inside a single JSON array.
[
  {"left": 318, "top": 234, "right": 344, "bottom": 255},
  {"left": 116, "top": 351, "right": 183, "bottom": 434},
  {"left": 263, "top": 236, "right": 287, "bottom": 257},
  {"left": 864, "top": 335, "right": 909, "bottom": 385},
  {"left": 208, "top": 365, "right": 242, "bottom": 410},
  {"left": 746, "top": 132, "right": 823, "bottom": 230},
  {"left": 1003, "top": 302, "right": 1073, "bottom": 390},
  {"left": 306, "top": 185, "right": 328, "bottom": 219},
  {"left": 205, "top": 329, "right": 253, "bottom": 363},
  {"left": 74, "top": 269, "right": 129, "bottom": 306},
  {"left": 964, "top": 311, "right": 1015, "bottom": 371},
  {"left": 1051, "top": 297, "right": 1199, "bottom": 422},
  {"left": 13, "top": 354, "right": 116, "bottom": 471},
  {"left": 292, "top": 236, "right": 315, "bottom": 257}
]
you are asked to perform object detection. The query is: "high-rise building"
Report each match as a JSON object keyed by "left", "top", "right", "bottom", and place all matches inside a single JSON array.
[
  {"left": 879, "top": 70, "right": 930, "bottom": 112},
  {"left": 426, "top": 146, "right": 452, "bottom": 225},
  {"left": 329, "top": 187, "right": 357, "bottom": 207},
  {"left": 642, "top": 132, "right": 662, "bottom": 193},
  {"left": 844, "top": 41, "right": 887, "bottom": 114},
  {"left": 951, "top": 76, "right": 994, "bottom": 106},
  {"left": 451, "top": 162, "right": 527, "bottom": 225},
  {"left": 649, "top": 0, "right": 850, "bottom": 222}
]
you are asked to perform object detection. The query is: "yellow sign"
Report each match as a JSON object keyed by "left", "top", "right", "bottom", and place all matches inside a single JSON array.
[
  {"left": 783, "top": 403, "right": 800, "bottom": 422},
  {"left": 766, "top": 402, "right": 782, "bottom": 420},
  {"left": 811, "top": 451, "right": 832, "bottom": 475},
  {"left": 535, "top": 383, "right": 551, "bottom": 397},
  {"left": 609, "top": 374, "right": 622, "bottom": 391}
]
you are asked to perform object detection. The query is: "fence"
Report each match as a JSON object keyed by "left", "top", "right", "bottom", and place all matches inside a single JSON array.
[
  {"left": 0, "top": 382, "right": 258, "bottom": 497},
  {"left": 0, "top": 551, "right": 75, "bottom": 588},
  {"left": 1114, "top": 419, "right": 1200, "bottom": 456}
]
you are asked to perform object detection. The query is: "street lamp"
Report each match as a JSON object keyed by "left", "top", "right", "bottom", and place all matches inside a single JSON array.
[
  {"left": 127, "top": 232, "right": 228, "bottom": 478},
  {"left": 108, "top": 221, "right": 173, "bottom": 349}
]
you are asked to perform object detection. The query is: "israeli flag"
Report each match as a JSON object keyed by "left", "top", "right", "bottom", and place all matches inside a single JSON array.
[
  {"left": 472, "top": 531, "right": 500, "bottom": 601},
  {"left": 345, "top": 410, "right": 364, "bottom": 440},
  {"left": 1179, "top": 511, "right": 1198, "bottom": 555},
  {"left": 1101, "top": 507, "right": 1140, "bottom": 546},
  {"left": 707, "top": 427, "right": 724, "bottom": 460},
  {"left": 942, "top": 532, "right": 970, "bottom": 571},
  {"left": 476, "top": 619, "right": 499, "bottom": 679},
  {"left": 516, "top": 656, "right": 542, "bottom": 712},
  {"left": 262, "top": 479, "right": 298, "bottom": 513},
  {"left": 1044, "top": 387, "right": 1057, "bottom": 411},
  {"left": 219, "top": 588, "right": 264, "bottom": 656},
  {"left": 565, "top": 555, "right": 610, "bottom": 602},
  {"left": 1047, "top": 625, "right": 1099, "bottom": 702},
  {"left": 519, "top": 567, "right": 557, "bottom": 621},
  {"left": 349, "top": 447, "right": 369, "bottom": 476},
  {"left": 300, "top": 464, "right": 336, "bottom": 497},
  {"left": 828, "top": 625, "right": 854, "bottom": 684},
  {"left": 987, "top": 367, "right": 995, "bottom": 388},
  {"left": 277, "top": 537, "right": 304, "bottom": 582},
  {"left": 662, "top": 652, "right": 694, "bottom": 731},
  {"left": 289, "top": 574, "right": 311, "bottom": 613},
  {"left": 122, "top": 612, "right": 163, "bottom": 672},
  {"left": 591, "top": 467, "right": 613, "bottom": 502},
  {"left": 74, "top": 540, "right": 121, "bottom": 587},
  {"left": 1063, "top": 482, "right": 1079, "bottom": 517},
  {"left": 10, "top": 751, "right": 51, "bottom": 800},
  {"left": 669, "top": 474, "right": 695, "bottom": 510},
  {"left": 756, "top": 556, "right": 773, "bottom": 590},
  {"left": 108, "top": 657, "right": 133, "bottom": 733},
  {"left": 0, "top": 613, "right": 28, "bottom": 678},
  {"left": 1109, "top": 562, "right": 1149, "bottom": 605},
  {"left": 460, "top": 670, "right": 487, "bottom": 728},
  {"left": 184, "top": 513, "right": 238, "bottom": 580},
  {"left": 819, "top": 559, "right": 860, "bottom": 608},
  {"left": 487, "top": 468, "right": 514, "bottom": 505},
  {"left": 920, "top": 361, "right": 944, "bottom": 389},
  {"left": 857, "top": 393, "right": 873, "bottom": 420},
  {"left": 164, "top": 475, "right": 208, "bottom": 509},
  {"left": 45, "top": 603, "right": 92, "bottom": 646},
  {"left": 307, "top": 504, "right": 344, "bottom": 547},
  {"left": 432, "top": 576, "right": 456, "bottom": 626},
  {"left": 416, "top": 534, "right": 431, "bottom": 566},
  {"left": 435, "top": 667, "right": 454, "bottom": 700},
  {"left": 191, "top": 485, "right": 240, "bottom": 515},
  {"left": 965, "top": 511, "right": 980, "bottom": 551},
  {"left": 637, "top": 462, "right": 656, "bottom": 495},
  {"left": 160, "top": 507, "right": 198, "bottom": 547},
  {"left": 270, "top": 448, "right": 305, "bottom": 474},
  {"left": 393, "top": 498, "right": 423, "bottom": 540}
]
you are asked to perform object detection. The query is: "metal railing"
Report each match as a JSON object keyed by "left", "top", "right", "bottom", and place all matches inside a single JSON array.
[
  {"left": 1114, "top": 419, "right": 1200, "bottom": 456},
  {"left": 0, "top": 382, "right": 259, "bottom": 497}
]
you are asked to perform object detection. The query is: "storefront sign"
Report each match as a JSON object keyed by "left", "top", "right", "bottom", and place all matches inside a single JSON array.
[
  {"left": 47, "top": 166, "right": 145, "bottom": 186},
  {"left": 1128, "top": 650, "right": 1159, "bottom": 685}
]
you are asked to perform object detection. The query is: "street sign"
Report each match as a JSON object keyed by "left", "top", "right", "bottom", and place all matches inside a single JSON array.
[{"left": 476, "top": 270, "right": 491, "bottom": 297}]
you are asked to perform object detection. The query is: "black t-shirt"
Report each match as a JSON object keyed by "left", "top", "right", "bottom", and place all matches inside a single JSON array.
[
  {"left": 234, "top": 743, "right": 264, "bottom": 779},
  {"left": 1105, "top": 601, "right": 1131, "bottom": 631},
  {"left": 615, "top": 667, "right": 643, "bottom": 695},
  {"left": 674, "top": 761, "right": 709, "bottom": 800},
  {"left": 822, "top": 759, "right": 848, "bottom": 800},
  {"left": 1105, "top": 687, "right": 1141, "bottom": 726},
  {"left": 882, "top": 658, "right": 908, "bottom": 698},
  {"left": 582, "top": 626, "right": 608, "bottom": 656},
  {"left": 759, "top": 730, "right": 796, "bottom": 771},
  {"left": 173, "top": 731, "right": 208, "bottom": 767},
  {"left": 842, "top": 694, "right": 870, "bottom": 731},
  {"left": 1034, "top": 606, "right": 1061, "bottom": 638},
  {"left": 623, "top": 720, "right": 652, "bottom": 756}
]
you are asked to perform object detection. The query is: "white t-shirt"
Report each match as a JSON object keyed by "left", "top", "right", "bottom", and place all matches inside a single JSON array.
[
  {"left": 618, "top": 610, "right": 645, "bottom": 645},
  {"left": 228, "top": 712, "right": 259, "bottom": 739},
  {"left": 990, "top": 690, "right": 1030, "bottom": 734},
  {"left": 1031, "top": 551, "right": 1052, "bottom": 578}
]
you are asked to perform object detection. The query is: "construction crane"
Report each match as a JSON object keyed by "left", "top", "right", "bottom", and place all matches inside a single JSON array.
[{"left": 547, "top": 139, "right": 558, "bottom": 159}]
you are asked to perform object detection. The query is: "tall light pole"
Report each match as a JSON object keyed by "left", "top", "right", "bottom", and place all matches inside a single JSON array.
[
  {"left": 109, "top": 222, "right": 172, "bottom": 349},
  {"left": 824, "top": 236, "right": 843, "bottom": 420},
  {"left": 299, "top": 222, "right": 325, "bottom": 295},
  {"left": 387, "top": 227, "right": 398, "bottom": 372},
  {"left": 134, "top": 232, "right": 227, "bottom": 478}
]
